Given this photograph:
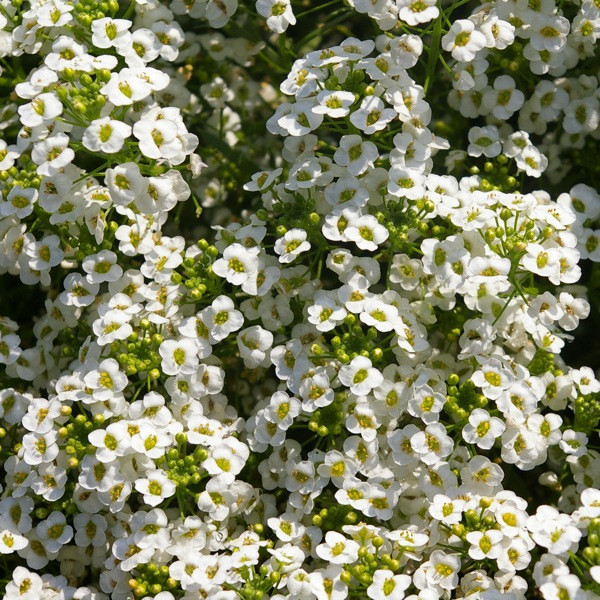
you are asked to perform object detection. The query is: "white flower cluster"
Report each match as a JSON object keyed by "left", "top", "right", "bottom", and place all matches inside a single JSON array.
[{"left": 0, "top": 0, "right": 599, "bottom": 600}]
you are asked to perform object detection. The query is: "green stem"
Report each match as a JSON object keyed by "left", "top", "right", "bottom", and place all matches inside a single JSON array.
[
  {"left": 296, "top": 0, "right": 340, "bottom": 18},
  {"left": 122, "top": 0, "right": 136, "bottom": 19},
  {"left": 424, "top": 6, "right": 443, "bottom": 95}
]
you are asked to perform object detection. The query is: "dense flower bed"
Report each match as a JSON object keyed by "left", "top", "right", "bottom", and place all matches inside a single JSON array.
[{"left": 0, "top": 0, "right": 599, "bottom": 599}]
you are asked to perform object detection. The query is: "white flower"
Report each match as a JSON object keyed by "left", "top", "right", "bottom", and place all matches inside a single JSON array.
[
  {"left": 31, "top": 133, "right": 74, "bottom": 176},
  {"left": 18, "top": 92, "right": 62, "bottom": 128},
  {"left": 346, "top": 403, "right": 379, "bottom": 441},
  {"left": 334, "top": 135, "right": 379, "bottom": 176},
  {"left": 135, "top": 470, "right": 176, "bottom": 507},
  {"left": 82, "top": 250, "right": 123, "bottom": 284},
  {"left": 100, "top": 68, "right": 153, "bottom": 106},
  {"left": 256, "top": 0, "right": 296, "bottom": 32},
  {"left": 360, "top": 297, "right": 400, "bottom": 332},
  {"left": 24, "top": 234, "right": 63, "bottom": 270},
  {"left": 557, "top": 292, "right": 590, "bottom": 331},
  {"left": 36, "top": 511, "right": 73, "bottom": 553},
  {"left": 429, "top": 494, "right": 465, "bottom": 525},
  {"left": 325, "top": 177, "right": 369, "bottom": 209},
  {"left": 73, "top": 513, "right": 107, "bottom": 548},
  {"left": 349, "top": 96, "right": 396, "bottom": 134},
  {"left": 83, "top": 358, "right": 128, "bottom": 401},
  {"left": 397, "top": 0, "right": 438, "bottom": 25},
  {"left": 442, "top": 20, "right": 486, "bottom": 61},
  {"left": 244, "top": 168, "right": 282, "bottom": 192},
  {"left": 313, "top": 90, "right": 356, "bottom": 118},
  {"left": 0, "top": 331, "right": 21, "bottom": 366},
  {"left": 88, "top": 423, "right": 129, "bottom": 463},
  {"left": 471, "top": 359, "right": 515, "bottom": 400},
  {"left": 338, "top": 356, "right": 383, "bottom": 395},
  {"left": 212, "top": 244, "right": 260, "bottom": 285},
  {"left": 466, "top": 529, "right": 504, "bottom": 560},
  {"left": 274, "top": 228, "right": 311, "bottom": 263},
  {"left": 410, "top": 422, "right": 454, "bottom": 465},
  {"left": 539, "top": 575, "right": 584, "bottom": 600},
  {"left": 287, "top": 157, "right": 322, "bottom": 190},
  {"left": 4, "top": 568, "right": 43, "bottom": 600},
  {"left": 265, "top": 391, "right": 301, "bottom": 431},
  {"left": 388, "top": 166, "right": 426, "bottom": 199},
  {"left": 203, "top": 438, "right": 248, "bottom": 484},
  {"left": 563, "top": 97, "right": 600, "bottom": 135},
  {"left": 105, "top": 162, "right": 147, "bottom": 206},
  {"left": 237, "top": 325, "right": 274, "bottom": 368},
  {"left": 133, "top": 117, "right": 182, "bottom": 160},
  {"left": 22, "top": 431, "right": 59, "bottom": 465},
  {"left": 201, "top": 295, "right": 244, "bottom": 342},
  {"left": 482, "top": 76, "right": 524, "bottom": 119},
  {"left": 0, "top": 529, "right": 28, "bottom": 554},
  {"left": 159, "top": 338, "right": 200, "bottom": 376},
  {"left": 527, "top": 505, "right": 581, "bottom": 557},
  {"left": 501, "top": 427, "right": 539, "bottom": 469},
  {"left": 131, "top": 423, "right": 172, "bottom": 459},
  {"left": 93, "top": 309, "right": 133, "bottom": 345},
  {"left": 515, "top": 145, "right": 548, "bottom": 177},
  {"left": 367, "top": 570, "right": 411, "bottom": 600},
  {"left": 91, "top": 17, "right": 132, "bottom": 48},
  {"left": 82, "top": 117, "right": 132, "bottom": 153},
  {"left": 426, "top": 550, "right": 461, "bottom": 590},
  {"left": 461, "top": 408, "right": 505, "bottom": 449},
  {"left": 345, "top": 214, "right": 389, "bottom": 251},
  {"left": 316, "top": 531, "right": 360, "bottom": 565},
  {"left": 279, "top": 100, "right": 324, "bottom": 136},
  {"left": 197, "top": 475, "right": 237, "bottom": 521},
  {"left": 407, "top": 385, "right": 445, "bottom": 424},
  {"left": 529, "top": 14, "right": 570, "bottom": 53},
  {"left": 527, "top": 291, "right": 564, "bottom": 326},
  {"left": 307, "top": 291, "right": 347, "bottom": 332},
  {"left": 59, "top": 273, "right": 99, "bottom": 307},
  {"left": 522, "top": 244, "right": 561, "bottom": 279},
  {"left": 467, "top": 125, "right": 501, "bottom": 157},
  {"left": 480, "top": 16, "right": 515, "bottom": 49}
]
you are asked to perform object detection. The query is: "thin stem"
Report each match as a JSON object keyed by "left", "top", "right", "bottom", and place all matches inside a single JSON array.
[
  {"left": 296, "top": 0, "right": 340, "bottom": 19},
  {"left": 424, "top": 5, "right": 444, "bottom": 95}
]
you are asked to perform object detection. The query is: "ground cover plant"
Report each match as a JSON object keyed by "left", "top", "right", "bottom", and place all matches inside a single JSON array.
[{"left": 0, "top": 0, "right": 599, "bottom": 598}]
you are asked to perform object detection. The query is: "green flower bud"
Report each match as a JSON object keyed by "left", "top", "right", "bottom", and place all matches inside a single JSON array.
[
  {"left": 61, "top": 68, "right": 76, "bottom": 82},
  {"left": 452, "top": 523, "right": 465, "bottom": 538},
  {"left": 250, "top": 523, "right": 263, "bottom": 536},
  {"left": 389, "top": 559, "right": 400, "bottom": 571},
  {"left": 73, "top": 101, "right": 87, "bottom": 115},
  {"left": 582, "top": 546, "right": 595, "bottom": 563}
]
